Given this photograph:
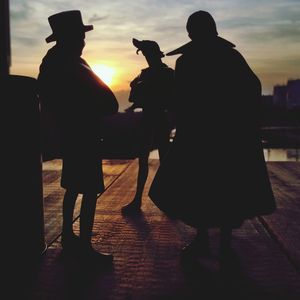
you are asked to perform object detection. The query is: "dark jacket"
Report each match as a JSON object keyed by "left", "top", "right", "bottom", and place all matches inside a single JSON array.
[
  {"left": 149, "top": 39, "right": 276, "bottom": 228},
  {"left": 38, "top": 45, "right": 118, "bottom": 158},
  {"left": 129, "top": 63, "right": 175, "bottom": 112}
]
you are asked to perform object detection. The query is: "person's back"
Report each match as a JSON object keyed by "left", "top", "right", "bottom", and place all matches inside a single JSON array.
[
  {"left": 174, "top": 36, "right": 262, "bottom": 172},
  {"left": 149, "top": 10, "right": 276, "bottom": 264}
]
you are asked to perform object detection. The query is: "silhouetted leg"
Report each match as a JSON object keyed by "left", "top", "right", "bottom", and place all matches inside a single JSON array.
[
  {"left": 196, "top": 228, "right": 209, "bottom": 246},
  {"left": 61, "top": 189, "right": 80, "bottom": 250},
  {"left": 157, "top": 127, "right": 171, "bottom": 163},
  {"left": 181, "top": 228, "right": 210, "bottom": 260},
  {"left": 135, "top": 154, "right": 149, "bottom": 202},
  {"left": 220, "top": 226, "right": 232, "bottom": 254},
  {"left": 122, "top": 152, "right": 149, "bottom": 214},
  {"left": 220, "top": 226, "right": 240, "bottom": 273},
  {"left": 158, "top": 141, "right": 170, "bottom": 163},
  {"left": 79, "top": 192, "right": 98, "bottom": 248},
  {"left": 80, "top": 192, "right": 113, "bottom": 263}
]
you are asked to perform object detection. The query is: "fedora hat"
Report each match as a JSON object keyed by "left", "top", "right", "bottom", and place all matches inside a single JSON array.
[
  {"left": 132, "top": 38, "right": 165, "bottom": 58},
  {"left": 45, "top": 10, "right": 93, "bottom": 43}
]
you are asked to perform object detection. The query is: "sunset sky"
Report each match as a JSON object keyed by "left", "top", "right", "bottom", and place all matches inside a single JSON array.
[{"left": 9, "top": 0, "right": 300, "bottom": 111}]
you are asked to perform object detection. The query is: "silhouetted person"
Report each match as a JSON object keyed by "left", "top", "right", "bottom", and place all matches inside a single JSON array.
[
  {"left": 38, "top": 10, "right": 118, "bottom": 263},
  {"left": 121, "top": 38, "right": 175, "bottom": 214},
  {"left": 149, "top": 11, "right": 276, "bottom": 264}
]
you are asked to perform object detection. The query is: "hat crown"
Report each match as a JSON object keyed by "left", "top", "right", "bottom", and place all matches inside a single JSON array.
[
  {"left": 46, "top": 10, "right": 93, "bottom": 43},
  {"left": 132, "top": 38, "right": 164, "bottom": 57},
  {"left": 48, "top": 10, "right": 84, "bottom": 31}
]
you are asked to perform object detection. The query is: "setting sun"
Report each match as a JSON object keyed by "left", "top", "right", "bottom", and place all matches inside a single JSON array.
[{"left": 92, "top": 64, "right": 116, "bottom": 86}]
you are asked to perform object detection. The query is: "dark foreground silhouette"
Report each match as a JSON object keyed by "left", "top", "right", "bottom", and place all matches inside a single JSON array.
[
  {"left": 149, "top": 10, "right": 276, "bottom": 263},
  {"left": 38, "top": 10, "right": 118, "bottom": 264}
]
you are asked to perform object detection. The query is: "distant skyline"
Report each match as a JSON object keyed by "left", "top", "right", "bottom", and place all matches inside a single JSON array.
[{"left": 9, "top": 0, "right": 300, "bottom": 110}]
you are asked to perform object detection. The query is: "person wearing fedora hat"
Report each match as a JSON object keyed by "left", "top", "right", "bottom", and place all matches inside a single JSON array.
[
  {"left": 45, "top": 10, "right": 94, "bottom": 43},
  {"left": 38, "top": 10, "right": 119, "bottom": 264},
  {"left": 121, "top": 38, "right": 175, "bottom": 215},
  {"left": 149, "top": 10, "right": 276, "bottom": 265}
]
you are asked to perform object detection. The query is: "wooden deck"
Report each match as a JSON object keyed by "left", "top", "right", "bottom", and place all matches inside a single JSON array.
[
  {"left": 42, "top": 159, "right": 131, "bottom": 244},
  {"left": 19, "top": 160, "right": 300, "bottom": 299}
]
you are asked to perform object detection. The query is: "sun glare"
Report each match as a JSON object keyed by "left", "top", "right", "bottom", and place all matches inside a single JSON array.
[{"left": 92, "top": 64, "right": 115, "bottom": 86}]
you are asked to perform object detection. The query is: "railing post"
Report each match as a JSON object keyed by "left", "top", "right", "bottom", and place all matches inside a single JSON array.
[
  {"left": 3, "top": 75, "right": 47, "bottom": 262},
  {"left": 0, "top": 0, "right": 11, "bottom": 76}
]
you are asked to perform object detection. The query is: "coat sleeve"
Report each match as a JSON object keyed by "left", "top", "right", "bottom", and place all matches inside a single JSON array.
[
  {"left": 128, "top": 74, "right": 142, "bottom": 106},
  {"left": 234, "top": 50, "right": 262, "bottom": 127},
  {"left": 174, "top": 56, "right": 186, "bottom": 113}
]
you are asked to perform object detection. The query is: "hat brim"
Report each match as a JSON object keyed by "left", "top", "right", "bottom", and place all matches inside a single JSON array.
[{"left": 45, "top": 24, "right": 94, "bottom": 43}]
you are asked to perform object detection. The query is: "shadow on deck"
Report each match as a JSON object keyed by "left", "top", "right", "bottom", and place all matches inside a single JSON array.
[{"left": 14, "top": 160, "right": 300, "bottom": 299}]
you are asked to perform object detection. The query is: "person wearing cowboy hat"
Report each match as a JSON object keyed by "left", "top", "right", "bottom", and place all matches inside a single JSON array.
[
  {"left": 38, "top": 10, "right": 119, "bottom": 264},
  {"left": 149, "top": 10, "right": 276, "bottom": 266},
  {"left": 121, "top": 38, "right": 175, "bottom": 215}
]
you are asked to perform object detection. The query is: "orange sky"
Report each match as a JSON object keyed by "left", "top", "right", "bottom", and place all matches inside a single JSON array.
[{"left": 9, "top": 0, "right": 300, "bottom": 111}]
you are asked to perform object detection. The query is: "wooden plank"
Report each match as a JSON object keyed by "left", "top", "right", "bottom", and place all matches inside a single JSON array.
[
  {"left": 103, "top": 159, "right": 132, "bottom": 176},
  {"left": 94, "top": 159, "right": 160, "bottom": 214},
  {"left": 33, "top": 159, "right": 300, "bottom": 300},
  {"left": 42, "top": 159, "right": 132, "bottom": 244},
  {"left": 263, "top": 162, "right": 300, "bottom": 270}
]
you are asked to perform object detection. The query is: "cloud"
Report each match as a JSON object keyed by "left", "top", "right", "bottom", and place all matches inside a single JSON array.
[
  {"left": 14, "top": 36, "right": 40, "bottom": 47},
  {"left": 88, "top": 14, "right": 109, "bottom": 23},
  {"left": 10, "top": 1, "right": 31, "bottom": 21},
  {"left": 8, "top": 0, "right": 300, "bottom": 94},
  {"left": 244, "top": 23, "right": 300, "bottom": 43}
]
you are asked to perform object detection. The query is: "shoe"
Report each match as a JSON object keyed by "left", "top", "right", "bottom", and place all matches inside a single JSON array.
[
  {"left": 61, "top": 234, "right": 82, "bottom": 254},
  {"left": 181, "top": 239, "right": 211, "bottom": 261},
  {"left": 219, "top": 247, "right": 240, "bottom": 274},
  {"left": 121, "top": 201, "right": 141, "bottom": 215},
  {"left": 80, "top": 247, "right": 113, "bottom": 265},
  {"left": 220, "top": 247, "right": 237, "bottom": 260}
]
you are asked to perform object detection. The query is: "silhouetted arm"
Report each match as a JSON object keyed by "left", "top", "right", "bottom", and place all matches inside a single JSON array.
[
  {"left": 128, "top": 75, "right": 144, "bottom": 108},
  {"left": 234, "top": 50, "right": 262, "bottom": 128},
  {"left": 174, "top": 57, "right": 186, "bottom": 114},
  {"left": 160, "top": 67, "right": 176, "bottom": 111},
  {"left": 76, "top": 62, "right": 119, "bottom": 116}
]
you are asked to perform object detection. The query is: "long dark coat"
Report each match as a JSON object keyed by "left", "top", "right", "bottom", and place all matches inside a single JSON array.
[
  {"left": 38, "top": 45, "right": 118, "bottom": 194},
  {"left": 149, "top": 38, "right": 276, "bottom": 228}
]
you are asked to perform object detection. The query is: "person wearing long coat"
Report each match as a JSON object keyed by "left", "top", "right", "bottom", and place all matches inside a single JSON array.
[{"left": 149, "top": 10, "right": 276, "bottom": 261}]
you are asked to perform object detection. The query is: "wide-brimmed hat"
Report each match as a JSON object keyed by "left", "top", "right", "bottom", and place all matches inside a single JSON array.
[
  {"left": 45, "top": 10, "right": 93, "bottom": 43},
  {"left": 132, "top": 38, "right": 165, "bottom": 58}
]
